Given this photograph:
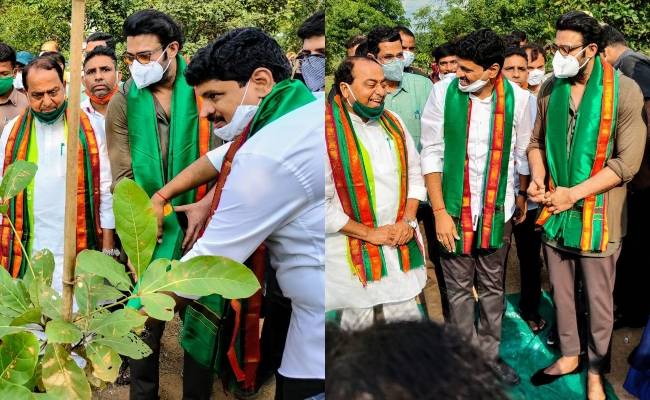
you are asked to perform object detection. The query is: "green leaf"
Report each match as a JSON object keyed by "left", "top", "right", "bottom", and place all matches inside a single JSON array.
[
  {"left": 45, "top": 320, "right": 82, "bottom": 345},
  {"left": 41, "top": 344, "right": 91, "bottom": 400},
  {"left": 113, "top": 178, "right": 157, "bottom": 280},
  {"left": 93, "top": 332, "right": 152, "bottom": 359},
  {"left": 89, "top": 308, "right": 146, "bottom": 337},
  {"left": 85, "top": 342, "right": 121, "bottom": 382},
  {"left": 38, "top": 286, "right": 62, "bottom": 321},
  {"left": 11, "top": 308, "right": 41, "bottom": 326},
  {"left": 0, "top": 332, "right": 39, "bottom": 385},
  {"left": 140, "top": 293, "right": 175, "bottom": 321},
  {"left": 0, "top": 316, "right": 27, "bottom": 339},
  {"left": 143, "top": 256, "right": 260, "bottom": 299},
  {"left": 0, "top": 268, "right": 32, "bottom": 318},
  {"left": 0, "top": 160, "right": 37, "bottom": 201},
  {"left": 0, "top": 379, "right": 32, "bottom": 400},
  {"left": 137, "top": 258, "right": 171, "bottom": 294},
  {"left": 75, "top": 250, "right": 132, "bottom": 291},
  {"left": 23, "top": 249, "right": 55, "bottom": 290},
  {"left": 0, "top": 203, "right": 7, "bottom": 214},
  {"left": 74, "top": 274, "right": 125, "bottom": 319}
]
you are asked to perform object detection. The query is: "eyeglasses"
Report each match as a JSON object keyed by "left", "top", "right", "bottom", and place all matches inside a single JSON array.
[
  {"left": 550, "top": 43, "right": 585, "bottom": 57},
  {"left": 121, "top": 46, "right": 163, "bottom": 66}
]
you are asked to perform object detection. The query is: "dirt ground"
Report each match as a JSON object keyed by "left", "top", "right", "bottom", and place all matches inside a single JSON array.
[{"left": 94, "top": 235, "right": 643, "bottom": 400}]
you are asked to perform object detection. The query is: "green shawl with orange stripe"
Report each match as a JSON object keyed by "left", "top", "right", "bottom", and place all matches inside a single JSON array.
[
  {"left": 0, "top": 109, "right": 101, "bottom": 277},
  {"left": 442, "top": 74, "right": 515, "bottom": 255},
  {"left": 326, "top": 94, "right": 424, "bottom": 286},
  {"left": 536, "top": 56, "right": 618, "bottom": 253}
]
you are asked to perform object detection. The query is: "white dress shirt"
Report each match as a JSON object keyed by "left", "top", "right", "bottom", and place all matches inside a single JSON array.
[
  {"left": 420, "top": 78, "right": 533, "bottom": 229},
  {"left": 325, "top": 111, "right": 427, "bottom": 312},
  {"left": 181, "top": 98, "right": 325, "bottom": 380},
  {"left": 0, "top": 111, "right": 114, "bottom": 294},
  {"left": 513, "top": 94, "right": 538, "bottom": 211}
]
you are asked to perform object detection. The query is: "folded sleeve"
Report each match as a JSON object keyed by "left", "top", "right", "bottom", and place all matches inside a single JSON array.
[{"left": 420, "top": 82, "right": 446, "bottom": 175}]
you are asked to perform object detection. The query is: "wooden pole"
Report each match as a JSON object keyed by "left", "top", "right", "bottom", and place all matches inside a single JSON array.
[{"left": 62, "top": 0, "right": 86, "bottom": 322}]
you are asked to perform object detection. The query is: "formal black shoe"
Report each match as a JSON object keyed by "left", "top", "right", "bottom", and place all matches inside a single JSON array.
[
  {"left": 530, "top": 362, "right": 582, "bottom": 386},
  {"left": 489, "top": 359, "right": 520, "bottom": 386}
]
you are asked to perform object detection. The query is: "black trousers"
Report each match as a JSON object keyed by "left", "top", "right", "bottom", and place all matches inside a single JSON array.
[
  {"left": 513, "top": 208, "right": 543, "bottom": 321},
  {"left": 275, "top": 373, "right": 324, "bottom": 400},
  {"left": 417, "top": 203, "right": 450, "bottom": 320}
]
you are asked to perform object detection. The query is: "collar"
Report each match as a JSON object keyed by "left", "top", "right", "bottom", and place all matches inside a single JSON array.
[
  {"left": 469, "top": 92, "right": 493, "bottom": 104},
  {"left": 613, "top": 48, "right": 633, "bottom": 69},
  {"left": 0, "top": 88, "right": 17, "bottom": 106},
  {"left": 348, "top": 111, "right": 379, "bottom": 127}
]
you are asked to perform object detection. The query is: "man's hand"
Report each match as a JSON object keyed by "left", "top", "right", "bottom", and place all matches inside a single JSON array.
[
  {"left": 434, "top": 210, "right": 459, "bottom": 253},
  {"left": 176, "top": 194, "right": 213, "bottom": 252},
  {"left": 543, "top": 186, "right": 576, "bottom": 214},
  {"left": 366, "top": 225, "right": 397, "bottom": 246},
  {"left": 527, "top": 176, "right": 546, "bottom": 203},
  {"left": 514, "top": 195, "right": 527, "bottom": 225},
  {"left": 393, "top": 220, "right": 414, "bottom": 246}
]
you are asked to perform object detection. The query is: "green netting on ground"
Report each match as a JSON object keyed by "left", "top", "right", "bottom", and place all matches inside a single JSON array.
[{"left": 502, "top": 292, "right": 618, "bottom": 400}]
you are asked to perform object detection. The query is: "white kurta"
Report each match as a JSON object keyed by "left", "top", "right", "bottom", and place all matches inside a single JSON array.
[
  {"left": 0, "top": 111, "right": 114, "bottom": 294},
  {"left": 325, "top": 112, "right": 428, "bottom": 312},
  {"left": 420, "top": 78, "right": 533, "bottom": 229},
  {"left": 182, "top": 98, "right": 325, "bottom": 380}
]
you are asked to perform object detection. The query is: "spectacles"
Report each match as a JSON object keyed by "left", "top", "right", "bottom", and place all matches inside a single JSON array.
[
  {"left": 121, "top": 46, "right": 163, "bottom": 66},
  {"left": 551, "top": 43, "right": 585, "bottom": 57}
]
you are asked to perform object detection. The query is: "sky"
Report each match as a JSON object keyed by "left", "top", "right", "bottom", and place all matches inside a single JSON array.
[{"left": 402, "top": 0, "right": 446, "bottom": 22}]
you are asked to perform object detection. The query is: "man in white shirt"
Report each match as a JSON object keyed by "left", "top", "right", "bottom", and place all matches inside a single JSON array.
[
  {"left": 0, "top": 56, "right": 114, "bottom": 291},
  {"left": 148, "top": 28, "right": 324, "bottom": 400},
  {"left": 325, "top": 56, "right": 427, "bottom": 330},
  {"left": 420, "top": 29, "right": 533, "bottom": 385}
]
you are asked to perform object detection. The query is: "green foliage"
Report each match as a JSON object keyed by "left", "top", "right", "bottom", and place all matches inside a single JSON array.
[
  {"left": 0, "top": 160, "right": 37, "bottom": 203},
  {"left": 0, "top": 332, "right": 39, "bottom": 385},
  {"left": 42, "top": 344, "right": 91, "bottom": 400}
]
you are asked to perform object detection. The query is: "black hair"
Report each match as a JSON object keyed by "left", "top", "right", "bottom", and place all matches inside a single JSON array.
[
  {"left": 345, "top": 35, "right": 366, "bottom": 50},
  {"left": 523, "top": 43, "right": 547, "bottom": 62},
  {"left": 601, "top": 24, "right": 627, "bottom": 48},
  {"left": 333, "top": 56, "right": 380, "bottom": 95},
  {"left": 40, "top": 51, "right": 65, "bottom": 69},
  {"left": 123, "top": 9, "right": 184, "bottom": 50},
  {"left": 22, "top": 56, "right": 64, "bottom": 91},
  {"left": 395, "top": 25, "right": 415, "bottom": 39},
  {"left": 0, "top": 43, "right": 16, "bottom": 68},
  {"left": 326, "top": 321, "right": 508, "bottom": 400},
  {"left": 555, "top": 11, "right": 602, "bottom": 50},
  {"left": 502, "top": 34, "right": 521, "bottom": 49},
  {"left": 365, "top": 26, "right": 402, "bottom": 56},
  {"left": 455, "top": 28, "right": 505, "bottom": 70},
  {"left": 86, "top": 32, "right": 116, "bottom": 51},
  {"left": 504, "top": 46, "right": 528, "bottom": 62},
  {"left": 83, "top": 46, "right": 117, "bottom": 69},
  {"left": 432, "top": 42, "right": 456, "bottom": 62},
  {"left": 297, "top": 11, "right": 324, "bottom": 40},
  {"left": 511, "top": 30, "right": 527, "bottom": 43},
  {"left": 185, "top": 27, "right": 290, "bottom": 87}
]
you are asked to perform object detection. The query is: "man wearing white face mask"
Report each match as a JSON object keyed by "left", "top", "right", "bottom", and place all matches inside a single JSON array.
[
  {"left": 396, "top": 26, "right": 428, "bottom": 78},
  {"left": 104, "top": 10, "right": 214, "bottom": 400},
  {"left": 523, "top": 44, "right": 548, "bottom": 95},
  {"left": 420, "top": 28, "right": 533, "bottom": 386},
  {"left": 526, "top": 11, "right": 645, "bottom": 399}
]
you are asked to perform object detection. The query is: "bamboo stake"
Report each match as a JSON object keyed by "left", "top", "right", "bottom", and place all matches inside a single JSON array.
[{"left": 62, "top": 0, "right": 86, "bottom": 322}]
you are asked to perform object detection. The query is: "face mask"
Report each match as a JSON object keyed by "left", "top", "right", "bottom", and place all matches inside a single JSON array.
[
  {"left": 381, "top": 59, "right": 405, "bottom": 82},
  {"left": 344, "top": 83, "right": 384, "bottom": 120},
  {"left": 300, "top": 55, "right": 325, "bottom": 92},
  {"left": 86, "top": 84, "right": 118, "bottom": 105},
  {"left": 458, "top": 77, "right": 488, "bottom": 93},
  {"left": 552, "top": 48, "right": 589, "bottom": 78},
  {"left": 13, "top": 73, "right": 23, "bottom": 90},
  {"left": 0, "top": 76, "right": 13, "bottom": 95},
  {"left": 439, "top": 72, "right": 456, "bottom": 81},
  {"left": 33, "top": 99, "right": 67, "bottom": 124},
  {"left": 129, "top": 46, "right": 171, "bottom": 89},
  {"left": 527, "top": 68, "right": 545, "bottom": 86},
  {"left": 213, "top": 81, "right": 259, "bottom": 141},
  {"left": 403, "top": 51, "right": 415, "bottom": 68}
]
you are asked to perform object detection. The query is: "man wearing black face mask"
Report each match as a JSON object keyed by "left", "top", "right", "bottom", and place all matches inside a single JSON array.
[
  {"left": 527, "top": 11, "right": 645, "bottom": 399},
  {"left": 296, "top": 11, "right": 325, "bottom": 93}
]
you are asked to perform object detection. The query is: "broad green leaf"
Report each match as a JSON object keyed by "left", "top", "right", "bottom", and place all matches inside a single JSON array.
[
  {"left": 89, "top": 308, "right": 146, "bottom": 337},
  {"left": 11, "top": 308, "right": 41, "bottom": 326},
  {"left": 23, "top": 249, "right": 55, "bottom": 289},
  {"left": 0, "top": 203, "right": 7, "bottom": 214},
  {"left": 75, "top": 250, "right": 132, "bottom": 291},
  {"left": 0, "top": 268, "right": 31, "bottom": 318},
  {"left": 147, "top": 256, "right": 260, "bottom": 299},
  {"left": 85, "top": 342, "right": 121, "bottom": 382},
  {"left": 93, "top": 332, "right": 152, "bottom": 359},
  {"left": 113, "top": 178, "right": 157, "bottom": 280},
  {"left": 0, "top": 379, "right": 32, "bottom": 400},
  {"left": 138, "top": 258, "right": 171, "bottom": 295},
  {"left": 0, "top": 316, "right": 27, "bottom": 339},
  {"left": 74, "top": 275, "right": 124, "bottom": 319},
  {"left": 41, "top": 344, "right": 91, "bottom": 400},
  {"left": 38, "top": 286, "right": 62, "bottom": 321},
  {"left": 0, "top": 332, "right": 39, "bottom": 385},
  {"left": 45, "top": 320, "right": 82, "bottom": 345},
  {"left": 140, "top": 293, "right": 175, "bottom": 321},
  {"left": 0, "top": 160, "right": 37, "bottom": 201}
]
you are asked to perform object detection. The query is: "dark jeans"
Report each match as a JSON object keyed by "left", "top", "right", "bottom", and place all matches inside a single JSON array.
[
  {"left": 417, "top": 203, "right": 449, "bottom": 320},
  {"left": 275, "top": 373, "right": 324, "bottom": 400},
  {"left": 513, "top": 208, "right": 543, "bottom": 321}
]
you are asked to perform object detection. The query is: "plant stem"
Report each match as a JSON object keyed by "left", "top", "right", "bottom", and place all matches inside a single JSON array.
[
  {"left": 5, "top": 215, "right": 35, "bottom": 279},
  {"left": 73, "top": 294, "right": 135, "bottom": 323}
]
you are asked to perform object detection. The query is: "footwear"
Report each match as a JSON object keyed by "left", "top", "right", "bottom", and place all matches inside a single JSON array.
[
  {"left": 489, "top": 359, "right": 520, "bottom": 386},
  {"left": 530, "top": 362, "right": 582, "bottom": 386}
]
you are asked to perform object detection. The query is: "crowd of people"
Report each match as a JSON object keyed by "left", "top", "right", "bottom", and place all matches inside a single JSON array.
[{"left": 325, "top": 10, "right": 650, "bottom": 400}]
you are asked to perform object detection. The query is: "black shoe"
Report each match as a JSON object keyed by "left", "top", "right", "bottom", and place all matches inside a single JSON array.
[
  {"left": 489, "top": 359, "right": 520, "bottom": 386},
  {"left": 530, "top": 362, "right": 582, "bottom": 386}
]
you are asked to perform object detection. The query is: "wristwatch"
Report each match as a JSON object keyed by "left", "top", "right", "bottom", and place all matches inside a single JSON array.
[{"left": 405, "top": 218, "right": 418, "bottom": 229}]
